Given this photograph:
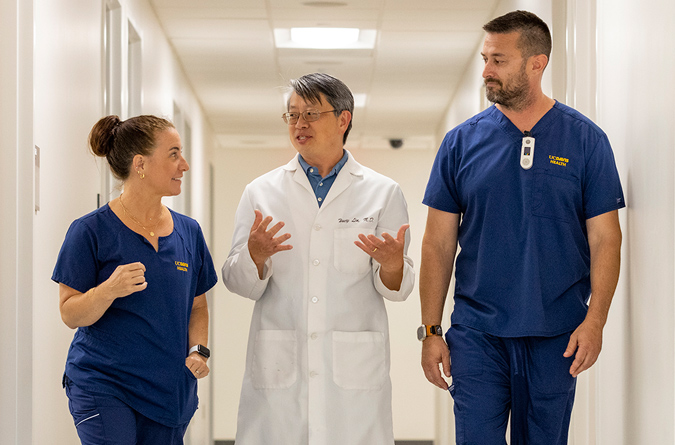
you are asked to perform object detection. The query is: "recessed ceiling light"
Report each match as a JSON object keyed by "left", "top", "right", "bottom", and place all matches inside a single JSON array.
[
  {"left": 291, "top": 27, "right": 359, "bottom": 49},
  {"left": 353, "top": 93, "right": 367, "bottom": 108},
  {"left": 304, "top": 60, "right": 343, "bottom": 66},
  {"left": 274, "top": 28, "right": 376, "bottom": 49}
]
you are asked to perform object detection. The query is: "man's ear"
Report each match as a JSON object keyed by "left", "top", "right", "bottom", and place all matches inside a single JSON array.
[
  {"left": 530, "top": 53, "right": 549, "bottom": 74},
  {"left": 338, "top": 110, "right": 352, "bottom": 131}
]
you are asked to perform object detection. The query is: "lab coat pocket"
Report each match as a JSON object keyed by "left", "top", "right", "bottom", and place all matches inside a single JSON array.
[
  {"left": 333, "top": 227, "right": 373, "bottom": 275},
  {"left": 251, "top": 330, "right": 297, "bottom": 389},
  {"left": 332, "top": 331, "right": 386, "bottom": 390}
]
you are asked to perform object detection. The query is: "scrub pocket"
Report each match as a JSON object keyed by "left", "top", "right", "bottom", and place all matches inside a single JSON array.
[
  {"left": 528, "top": 333, "right": 577, "bottom": 395},
  {"left": 531, "top": 171, "right": 580, "bottom": 223},
  {"left": 333, "top": 228, "right": 373, "bottom": 274},
  {"left": 251, "top": 330, "right": 297, "bottom": 389},
  {"left": 332, "top": 331, "right": 386, "bottom": 390}
]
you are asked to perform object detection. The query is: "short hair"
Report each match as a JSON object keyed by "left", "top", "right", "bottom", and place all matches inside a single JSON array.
[
  {"left": 483, "top": 10, "right": 552, "bottom": 62},
  {"left": 88, "top": 115, "right": 175, "bottom": 180},
  {"left": 288, "top": 73, "right": 354, "bottom": 145}
]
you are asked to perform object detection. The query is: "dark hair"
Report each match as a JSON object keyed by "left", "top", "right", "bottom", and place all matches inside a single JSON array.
[
  {"left": 288, "top": 73, "right": 354, "bottom": 145},
  {"left": 88, "top": 115, "right": 175, "bottom": 180},
  {"left": 483, "top": 10, "right": 552, "bottom": 63}
]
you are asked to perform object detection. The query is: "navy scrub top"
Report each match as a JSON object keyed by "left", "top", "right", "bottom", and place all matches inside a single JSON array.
[
  {"left": 52, "top": 204, "right": 218, "bottom": 427},
  {"left": 424, "top": 101, "right": 625, "bottom": 337}
]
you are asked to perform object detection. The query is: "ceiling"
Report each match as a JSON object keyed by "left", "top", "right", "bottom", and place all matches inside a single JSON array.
[{"left": 149, "top": 0, "right": 499, "bottom": 150}]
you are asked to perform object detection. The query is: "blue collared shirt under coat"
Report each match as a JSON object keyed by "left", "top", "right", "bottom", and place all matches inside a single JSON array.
[{"left": 298, "top": 150, "right": 348, "bottom": 207}]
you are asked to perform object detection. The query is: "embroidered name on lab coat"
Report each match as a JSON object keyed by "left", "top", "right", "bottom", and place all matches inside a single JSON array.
[{"left": 338, "top": 217, "right": 375, "bottom": 224}]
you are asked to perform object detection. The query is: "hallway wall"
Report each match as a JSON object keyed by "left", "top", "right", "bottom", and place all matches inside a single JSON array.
[
  {"left": 31, "top": 0, "right": 218, "bottom": 443},
  {"left": 2, "top": 0, "right": 673, "bottom": 443},
  {"left": 594, "top": 0, "right": 675, "bottom": 443}
]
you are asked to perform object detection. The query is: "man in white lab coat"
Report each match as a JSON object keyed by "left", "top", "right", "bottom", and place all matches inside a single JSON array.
[{"left": 222, "top": 72, "right": 415, "bottom": 445}]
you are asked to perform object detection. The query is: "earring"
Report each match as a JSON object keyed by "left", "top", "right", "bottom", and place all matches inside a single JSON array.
[{"left": 137, "top": 170, "right": 145, "bottom": 180}]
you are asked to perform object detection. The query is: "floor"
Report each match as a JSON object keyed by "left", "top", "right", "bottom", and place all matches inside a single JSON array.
[{"left": 213, "top": 440, "right": 434, "bottom": 445}]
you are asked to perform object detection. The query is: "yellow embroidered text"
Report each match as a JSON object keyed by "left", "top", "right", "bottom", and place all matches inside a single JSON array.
[
  {"left": 175, "top": 261, "right": 189, "bottom": 272},
  {"left": 549, "top": 155, "right": 569, "bottom": 167}
]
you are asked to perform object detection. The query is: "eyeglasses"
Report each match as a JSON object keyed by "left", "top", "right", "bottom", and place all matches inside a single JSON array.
[{"left": 282, "top": 109, "right": 337, "bottom": 125}]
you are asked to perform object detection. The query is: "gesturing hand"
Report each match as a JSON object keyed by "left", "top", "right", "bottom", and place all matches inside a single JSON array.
[
  {"left": 248, "top": 210, "right": 293, "bottom": 276},
  {"left": 354, "top": 224, "right": 409, "bottom": 291},
  {"left": 101, "top": 262, "right": 147, "bottom": 301},
  {"left": 354, "top": 224, "right": 409, "bottom": 273}
]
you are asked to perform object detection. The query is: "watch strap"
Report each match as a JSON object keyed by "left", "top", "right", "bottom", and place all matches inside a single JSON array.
[
  {"left": 188, "top": 344, "right": 210, "bottom": 359},
  {"left": 426, "top": 325, "right": 442, "bottom": 337}
]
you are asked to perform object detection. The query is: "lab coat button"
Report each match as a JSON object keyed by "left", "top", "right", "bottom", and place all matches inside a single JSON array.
[
  {"left": 311, "top": 296, "right": 319, "bottom": 303},
  {"left": 310, "top": 332, "right": 318, "bottom": 340},
  {"left": 310, "top": 371, "right": 318, "bottom": 378},
  {"left": 312, "top": 259, "right": 320, "bottom": 266},
  {"left": 314, "top": 224, "right": 321, "bottom": 231}
]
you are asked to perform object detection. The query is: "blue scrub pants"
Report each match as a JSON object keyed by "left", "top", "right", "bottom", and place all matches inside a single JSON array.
[
  {"left": 446, "top": 325, "right": 576, "bottom": 445},
  {"left": 64, "top": 376, "right": 189, "bottom": 445}
]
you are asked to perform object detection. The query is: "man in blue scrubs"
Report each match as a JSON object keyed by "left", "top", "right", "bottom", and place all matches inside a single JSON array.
[{"left": 419, "top": 10, "right": 624, "bottom": 444}]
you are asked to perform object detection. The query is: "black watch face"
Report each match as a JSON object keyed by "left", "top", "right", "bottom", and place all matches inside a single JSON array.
[{"left": 198, "top": 345, "right": 210, "bottom": 358}]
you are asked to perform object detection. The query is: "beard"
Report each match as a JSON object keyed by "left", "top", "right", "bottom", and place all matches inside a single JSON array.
[{"left": 484, "top": 63, "right": 530, "bottom": 110}]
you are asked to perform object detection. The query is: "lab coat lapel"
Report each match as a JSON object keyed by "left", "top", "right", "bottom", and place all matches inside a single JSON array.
[
  {"left": 283, "top": 156, "right": 320, "bottom": 236},
  {"left": 284, "top": 156, "right": 314, "bottom": 196},
  {"left": 320, "top": 151, "right": 363, "bottom": 209}
]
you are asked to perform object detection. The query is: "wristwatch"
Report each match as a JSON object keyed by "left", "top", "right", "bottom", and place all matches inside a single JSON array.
[
  {"left": 188, "top": 344, "right": 210, "bottom": 359},
  {"left": 417, "top": 324, "right": 442, "bottom": 341}
]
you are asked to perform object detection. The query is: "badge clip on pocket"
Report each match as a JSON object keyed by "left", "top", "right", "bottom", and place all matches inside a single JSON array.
[{"left": 521, "top": 131, "right": 535, "bottom": 170}]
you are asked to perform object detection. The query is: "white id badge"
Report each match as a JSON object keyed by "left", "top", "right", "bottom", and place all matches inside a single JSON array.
[{"left": 520, "top": 133, "right": 535, "bottom": 170}]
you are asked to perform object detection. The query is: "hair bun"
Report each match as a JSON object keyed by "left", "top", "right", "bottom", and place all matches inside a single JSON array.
[{"left": 89, "top": 115, "right": 121, "bottom": 157}]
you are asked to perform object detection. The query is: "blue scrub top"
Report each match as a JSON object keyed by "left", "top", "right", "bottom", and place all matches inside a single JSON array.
[
  {"left": 423, "top": 101, "right": 625, "bottom": 337},
  {"left": 52, "top": 204, "right": 218, "bottom": 427}
]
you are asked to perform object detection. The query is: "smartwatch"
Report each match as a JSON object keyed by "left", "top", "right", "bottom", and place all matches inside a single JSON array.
[
  {"left": 417, "top": 324, "right": 442, "bottom": 341},
  {"left": 189, "top": 344, "right": 210, "bottom": 359}
]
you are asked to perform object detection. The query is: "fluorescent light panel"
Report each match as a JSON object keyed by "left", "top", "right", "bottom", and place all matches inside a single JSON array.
[
  {"left": 274, "top": 28, "right": 376, "bottom": 49},
  {"left": 292, "top": 27, "right": 359, "bottom": 48}
]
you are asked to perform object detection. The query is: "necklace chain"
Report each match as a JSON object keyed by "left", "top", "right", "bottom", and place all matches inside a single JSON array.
[{"left": 119, "top": 193, "right": 163, "bottom": 237}]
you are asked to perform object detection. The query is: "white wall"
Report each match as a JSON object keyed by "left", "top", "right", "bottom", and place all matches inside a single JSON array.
[
  {"left": 594, "top": 0, "right": 675, "bottom": 443},
  {"left": 4, "top": 0, "right": 673, "bottom": 443},
  {"left": 0, "top": 0, "right": 33, "bottom": 443},
  {"left": 31, "top": 1, "right": 218, "bottom": 444},
  {"left": 211, "top": 147, "right": 294, "bottom": 439},
  {"left": 211, "top": 144, "right": 438, "bottom": 441}
]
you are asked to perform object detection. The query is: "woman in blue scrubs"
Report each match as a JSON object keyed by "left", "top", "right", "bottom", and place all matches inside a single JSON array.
[{"left": 53, "top": 115, "right": 218, "bottom": 444}]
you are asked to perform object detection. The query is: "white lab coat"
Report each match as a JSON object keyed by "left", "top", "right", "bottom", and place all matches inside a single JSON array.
[{"left": 222, "top": 152, "right": 414, "bottom": 445}]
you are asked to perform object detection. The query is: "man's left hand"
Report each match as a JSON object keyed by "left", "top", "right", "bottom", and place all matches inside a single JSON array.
[
  {"left": 355, "top": 224, "right": 409, "bottom": 272},
  {"left": 563, "top": 317, "right": 604, "bottom": 377}
]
